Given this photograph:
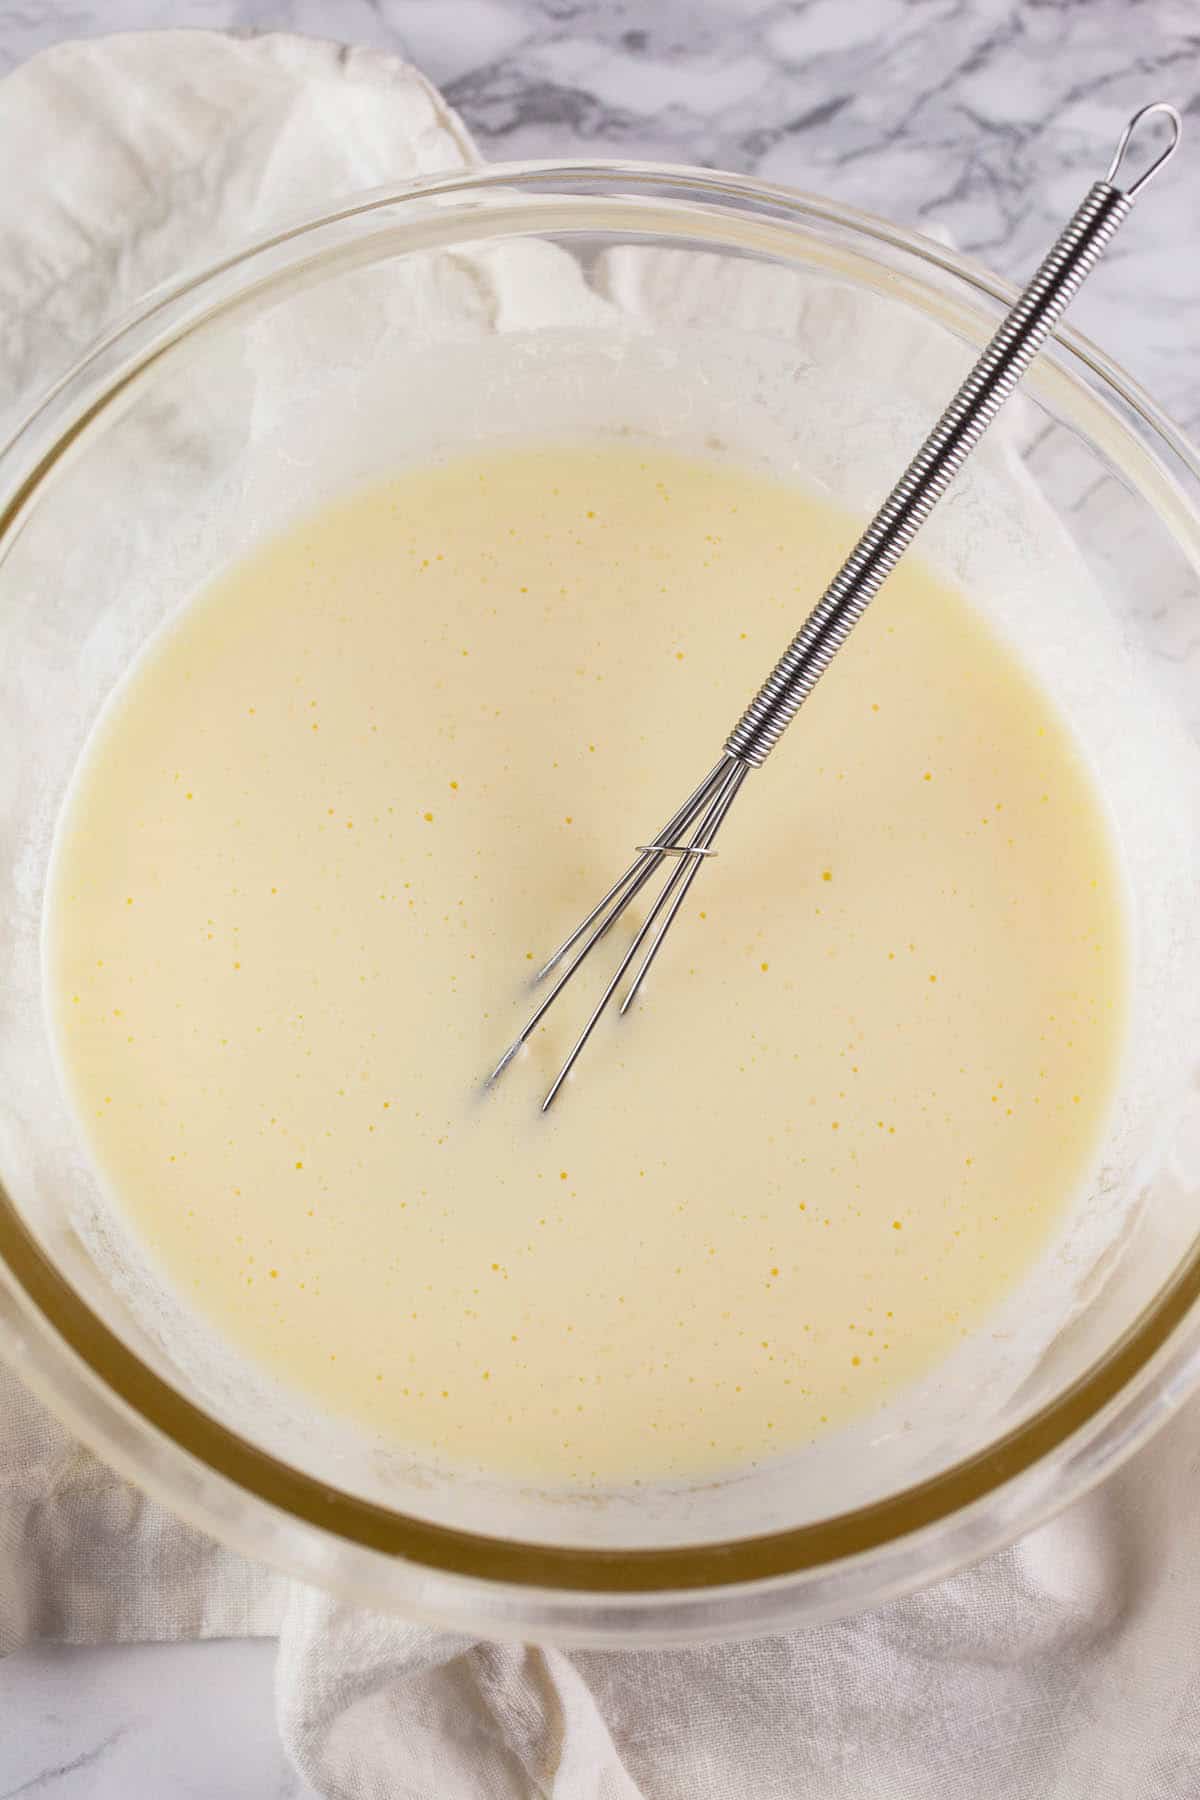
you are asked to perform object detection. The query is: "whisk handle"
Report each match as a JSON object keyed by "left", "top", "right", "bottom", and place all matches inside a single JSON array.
[{"left": 724, "top": 103, "right": 1180, "bottom": 770}]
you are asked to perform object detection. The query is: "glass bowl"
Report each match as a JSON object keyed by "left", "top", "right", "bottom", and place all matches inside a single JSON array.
[{"left": 2, "top": 163, "right": 1199, "bottom": 1645}]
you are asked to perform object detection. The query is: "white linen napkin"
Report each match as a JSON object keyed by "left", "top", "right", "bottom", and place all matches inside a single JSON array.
[{"left": 2, "top": 31, "right": 1199, "bottom": 1800}]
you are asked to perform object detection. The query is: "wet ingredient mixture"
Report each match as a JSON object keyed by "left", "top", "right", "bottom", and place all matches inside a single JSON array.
[{"left": 46, "top": 446, "right": 1128, "bottom": 1483}]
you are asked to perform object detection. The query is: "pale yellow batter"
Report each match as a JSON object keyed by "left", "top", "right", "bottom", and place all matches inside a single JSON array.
[{"left": 46, "top": 446, "right": 1127, "bottom": 1484}]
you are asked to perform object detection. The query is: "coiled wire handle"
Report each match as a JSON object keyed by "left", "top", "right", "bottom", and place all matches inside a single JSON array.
[{"left": 725, "top": 102, "right": 1180, "bottom": 768}]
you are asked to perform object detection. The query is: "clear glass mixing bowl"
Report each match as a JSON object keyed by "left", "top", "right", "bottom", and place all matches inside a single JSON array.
[{"left": 2, "top": 164, "right": 1199, "bottom": 1644}]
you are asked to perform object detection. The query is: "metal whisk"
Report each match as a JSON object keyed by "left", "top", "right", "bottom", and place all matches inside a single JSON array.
[{"left": 490, "top": 102, "right": 1181, "bottom": 1110}]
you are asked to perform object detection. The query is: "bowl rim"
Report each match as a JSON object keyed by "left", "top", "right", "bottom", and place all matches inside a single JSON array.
[{"left": 3, "top": 156, "right": 1199, "bottom": 1628}]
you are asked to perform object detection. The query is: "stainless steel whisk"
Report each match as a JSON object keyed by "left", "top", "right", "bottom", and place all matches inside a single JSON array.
[{"left": 490, "top": 102, "right": 1181, "bottom": 1110}]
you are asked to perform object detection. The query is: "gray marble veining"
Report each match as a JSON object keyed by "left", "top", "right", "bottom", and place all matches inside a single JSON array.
[
  {"left": 1, "top": 0, "right": 1197, "bottom": 420},
  {"left": 0, "top": 1639, "right": 313, "bottom": 1797},
  {"left": 0, "top": 1, "right": 1198, "bottom": 1794}
]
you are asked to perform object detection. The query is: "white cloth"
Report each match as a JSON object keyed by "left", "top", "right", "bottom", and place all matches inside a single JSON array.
[{"left": 2, "top": 30, "right": 1199, "bottom": 1800}]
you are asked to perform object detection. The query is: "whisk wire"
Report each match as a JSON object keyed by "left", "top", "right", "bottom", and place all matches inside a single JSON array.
[
  {"left": 532, "top": 758, "right": 730, "bottom": 982},
  {"left": 619, "top": 757, "right": 748, "bottom": 1017},
  {"left": 488, "top": 756, "right": 733, "bottom": 1092},
  {"left": 539, "top": 755, "right": 748, "bottom": 1111}
]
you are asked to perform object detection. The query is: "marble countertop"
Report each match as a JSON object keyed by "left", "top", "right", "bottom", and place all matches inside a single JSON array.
[{"left": 1, "top": 1, "right": 1198, "bottom": 1794}]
